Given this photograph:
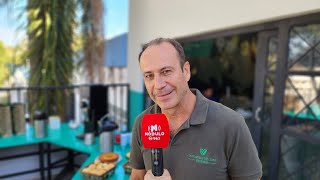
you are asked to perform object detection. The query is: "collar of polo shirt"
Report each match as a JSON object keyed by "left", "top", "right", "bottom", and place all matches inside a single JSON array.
[{"left": 154, "top": 89, "right": 209, "bottom": 128}]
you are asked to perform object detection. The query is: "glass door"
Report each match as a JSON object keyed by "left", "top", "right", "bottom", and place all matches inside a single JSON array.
[
  {"left": 255, "top": 21, "right": 320, "bottom": 180},
  {"left": 252, "top": 30, "right": 278, "bottom": 179},
  {"left": 277, "top": 23, "right": 320, "bottom": 180}
]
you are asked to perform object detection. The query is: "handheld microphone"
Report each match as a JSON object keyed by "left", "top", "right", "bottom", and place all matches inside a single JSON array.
[{"left": 141, "top": 114, "right": 170, "bottom": 176}]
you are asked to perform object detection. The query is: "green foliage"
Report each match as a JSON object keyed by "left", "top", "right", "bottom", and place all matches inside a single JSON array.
[
  {"left": 0, "top": 41, "right": 11, "bottom": 85},
  {"left": 27, "top": 0, "right": 76, "bottom": 119},
  {"left": 1, "top": 0, "right": 105, "bottom": 120},
  {"left": 0, "top": 40, "right": 25, "bottom": 85}
]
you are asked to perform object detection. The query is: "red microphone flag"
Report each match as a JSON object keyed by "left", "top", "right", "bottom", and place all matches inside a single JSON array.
[{"left": 141, "top": 114, "right": 170, "bottom": 148}]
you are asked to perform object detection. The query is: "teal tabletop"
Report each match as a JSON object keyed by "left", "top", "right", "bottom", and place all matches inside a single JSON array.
[{"left": 0, "top": 123, "right": 131, "bottom": 180}]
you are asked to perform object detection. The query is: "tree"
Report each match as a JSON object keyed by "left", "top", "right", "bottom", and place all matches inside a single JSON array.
[
  {"left": 81, "top": 0, "right": 105, "bottom": 83},
  {"left": 0, "top": 0, "right": 106, "bottom": 120},
  {"left": 26, "top": 0, "right": 76, "bottom": 119},
  {"left": 0, "top": 40, "right": 11, "bottom": 85},
  {"left": 0, "top": 40, "right": 26, "bottom": 85}
]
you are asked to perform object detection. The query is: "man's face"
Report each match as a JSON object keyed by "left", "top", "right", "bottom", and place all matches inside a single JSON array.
[{"left": 139, "top": 42, "right": 191, "bottom": 111}]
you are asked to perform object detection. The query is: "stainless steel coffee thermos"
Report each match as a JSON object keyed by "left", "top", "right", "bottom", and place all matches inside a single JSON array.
[
  {"left": 34, "top": 110, "right": 47, "bottom": 138},
  {"left": 99, "top": 118, "right": 118, "bottom": 153},
  {"left": 100, "top": 129, "right": 114, "bottom": 152},
  {"left": 84, "top": 121, "right": 95, "bottom": 145}
]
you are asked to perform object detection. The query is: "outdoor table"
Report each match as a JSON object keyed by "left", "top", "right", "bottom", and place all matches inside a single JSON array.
[{"left": 0, "top": 123, "right": 130, "bottom": 180}]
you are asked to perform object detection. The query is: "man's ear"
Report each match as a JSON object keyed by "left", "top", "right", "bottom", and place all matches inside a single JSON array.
[{"left": 183, "top": 61, "right": 191, "bottom": 81}]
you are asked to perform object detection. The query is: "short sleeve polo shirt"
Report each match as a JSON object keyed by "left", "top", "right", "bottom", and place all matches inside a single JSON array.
[{"left": 129, "top": 89, "right": 262, "bottom": 180}]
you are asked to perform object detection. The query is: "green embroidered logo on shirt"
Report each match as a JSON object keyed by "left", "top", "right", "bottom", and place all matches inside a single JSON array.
[
  {"left": 200, "top": 148, "right": 207, "bottom": 156},
  {"left": 187, "top": 148, "right": 217, "bottom": 165}
]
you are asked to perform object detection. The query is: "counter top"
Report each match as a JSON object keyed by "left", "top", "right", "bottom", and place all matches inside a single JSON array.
[{"left": 0, "top": 123, "right": 131, "bottom": 180}]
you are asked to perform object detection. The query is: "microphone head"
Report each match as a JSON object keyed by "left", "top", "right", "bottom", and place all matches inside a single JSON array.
[{"left": 141, "top": 114, "right": 170, "bottom": 148}]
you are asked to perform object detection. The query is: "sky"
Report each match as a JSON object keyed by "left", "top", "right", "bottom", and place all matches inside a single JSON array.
[
  {"left": 0, "top": 1, "right": 26, "bottom": 47},
  {"left": 0, "top": 0, "right": 128, "bottom": 47},
  {"left": 105, "top": 0, "right": 129, "bottom": 40}
]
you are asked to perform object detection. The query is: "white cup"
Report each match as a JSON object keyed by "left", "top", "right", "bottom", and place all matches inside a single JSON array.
[
  {"left": 49, "top": 116, "right": 61, "bottom": 129},
  {"left": 120, "top": 133, "right": 132, "bottom": 148}
]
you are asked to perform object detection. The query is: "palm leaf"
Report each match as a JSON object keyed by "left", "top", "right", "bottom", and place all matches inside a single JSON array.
[{"left": 27, "top": 0, "right": 76, "bottom": 120}]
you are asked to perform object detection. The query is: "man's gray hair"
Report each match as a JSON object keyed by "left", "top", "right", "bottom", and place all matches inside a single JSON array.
[{"left": 138, "top": 38, "right": 186, "bottom": 69}]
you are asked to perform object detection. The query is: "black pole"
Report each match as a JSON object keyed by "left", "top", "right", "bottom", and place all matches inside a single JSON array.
[
  {"left": 38, "top": 143, "right": 45, "bottom": 180},
  {"left": 47, "top": 143, "right": 52, "bottom": 180}
]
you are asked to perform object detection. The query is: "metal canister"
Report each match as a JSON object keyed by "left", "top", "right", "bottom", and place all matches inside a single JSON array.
[
  {"left": 0, "top": 104, "right": 13, "bottom": 137},
  {"left": 11, "top": 103, "right": 26, "bottom": 135},
  {"left": 99, "top": 131, "right": 114, "bottom": 152},
  {"left": 84, "top": 121, "right": 95, "bottom": 145},
  {"left": 84, "top": 132, "right": 95, "bottom": 145},
  {"left": 99, "top": 120, "right": 118, "bottom": 153},
  {"left": 34, "top": 110, "right": 47, "bottom": 138}
]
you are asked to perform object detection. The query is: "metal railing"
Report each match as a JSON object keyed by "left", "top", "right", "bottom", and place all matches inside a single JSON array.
[{"left": 0, "top": 83, "right": 130, "bottom": 131}]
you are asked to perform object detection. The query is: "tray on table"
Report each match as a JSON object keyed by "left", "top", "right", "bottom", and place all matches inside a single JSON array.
[{"left": 80, "top": 161, "right": 116, "bottom": 180}]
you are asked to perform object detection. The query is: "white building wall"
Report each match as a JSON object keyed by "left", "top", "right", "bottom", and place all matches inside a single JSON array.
[{"left": 128, "top": 0, "right": 320, "bottom": 92}]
